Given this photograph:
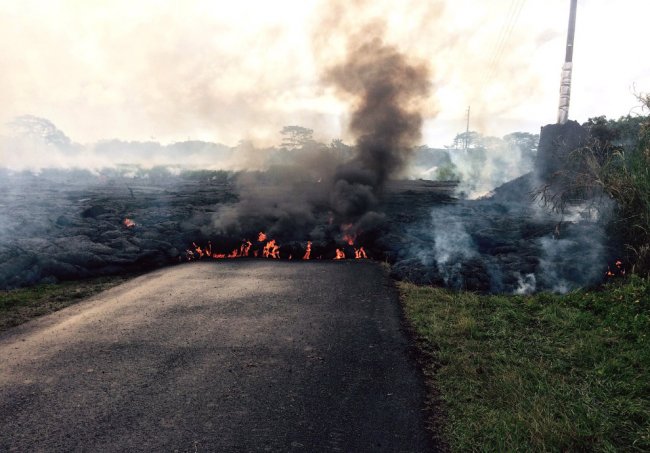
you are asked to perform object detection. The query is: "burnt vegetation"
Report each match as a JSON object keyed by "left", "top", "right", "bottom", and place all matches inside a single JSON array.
[{"left": 534, "top": 94, "right": 650, "bottom": 277}]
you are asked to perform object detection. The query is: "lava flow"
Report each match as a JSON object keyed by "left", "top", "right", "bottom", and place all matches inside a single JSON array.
[
  {"left": 605, "top": 260, "right": 625, "bottom": 278},
  {"left": 186, "top": 232, "right": 369, "bottom": 262},
  {"left": 303, "top": 241, "right": 312, "bottom": 260}
]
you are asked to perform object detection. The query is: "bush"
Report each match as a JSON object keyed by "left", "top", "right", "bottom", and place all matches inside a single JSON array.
[
  {"left": 596, "top": 98, "right": 650, "bottom": 275},
  {"left": 536, "top": 96, "right": 650, "bottom": 276}
]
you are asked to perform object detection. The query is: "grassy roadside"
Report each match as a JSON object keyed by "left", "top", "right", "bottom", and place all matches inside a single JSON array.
[
  {"left": 400, "top": 277, "right": 650, "bottom": 452},
  {"left": 0, "top": 275, "right": 133, "bottom": 333}
]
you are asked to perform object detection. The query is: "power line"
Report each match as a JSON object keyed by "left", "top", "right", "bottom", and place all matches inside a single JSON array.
[
  {"left": 485, "top": 0, "right": 527, "bottom": 85},
  {"left": 461, "top": 0, "right": 527, "bottom": 136},
  {"left": 486, "top": 0, "right": 519, "bottom": 75}
]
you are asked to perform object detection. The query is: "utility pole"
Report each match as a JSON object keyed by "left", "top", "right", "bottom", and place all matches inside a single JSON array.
[
  {"left": 465, "top": 106, "right": 471, "bottom": 150},
  {"left": 557, "top": 0, "right": 578, "bottom": 124}
]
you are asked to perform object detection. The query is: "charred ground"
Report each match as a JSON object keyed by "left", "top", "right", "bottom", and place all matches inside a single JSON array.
[{"left": 0, "top": 166, "right": 619, "bottom": 292}]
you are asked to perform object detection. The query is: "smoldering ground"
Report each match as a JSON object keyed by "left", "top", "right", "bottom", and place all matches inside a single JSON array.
[
  {"left": 0, "top": 113, "right": 619, "bottom": 293},
  {"left": 386, "top": 177, "right": 616, "bottom": 293}
]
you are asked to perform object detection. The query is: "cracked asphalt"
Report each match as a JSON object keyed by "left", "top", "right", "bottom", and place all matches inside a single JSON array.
[{"left": 0, "top": 261, "right": 434, "bottom": 452}]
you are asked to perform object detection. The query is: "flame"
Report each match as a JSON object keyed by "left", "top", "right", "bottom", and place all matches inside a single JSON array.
[
  {"left": 263, "top": 239, "right": 280, "bottom": 259},
  {"left": 192, "top": 242, "right": 204, "bottom": 258},
  {"left": 303, "top": 241, "right": 312, "bottom": 260},
  {"left": 341, "top": 223, "right": 356, "bottom": 246},
  {"left": 605, "top": 259, "right": 626, "bottom": 278},
  {"left": 123, "top": 218, "right": 136, "bottom": 228},
  {"left": 240, "top": 240, "right": 252, "bottom": 257},
  {"left": 186, "top": 233, "right": 369, "bottom": 262}
]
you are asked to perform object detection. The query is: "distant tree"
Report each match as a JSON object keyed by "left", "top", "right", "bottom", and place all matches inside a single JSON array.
[
  {"left": 329, "top": 138, "right": 353, "bottom": 160},
  {"left": 9, "top": 115, "right": 73, "bottom": 149},
  {"left": 503, "top": 132, "right": 540, "bottom": 157},
  {"left": 448, "top": 131, "right": 484, "bottom": 149},
  {"left": 280, "top": 126, "right": 314, "bottom": 149},
  {"left": 583, "top": 115, "right": 646, "bottom": 150},
  {"left": 481, "top": 135, "right": 504, "bottom": 149}
]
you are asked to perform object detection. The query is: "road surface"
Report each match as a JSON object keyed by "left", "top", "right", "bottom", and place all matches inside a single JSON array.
[{"left": 0, "top": 261, "right": 433, "bottom": 452}]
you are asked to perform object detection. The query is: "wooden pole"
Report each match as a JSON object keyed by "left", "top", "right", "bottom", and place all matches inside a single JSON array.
[{"left": 557, "top": 0, "right": 578, "bottom": 124}]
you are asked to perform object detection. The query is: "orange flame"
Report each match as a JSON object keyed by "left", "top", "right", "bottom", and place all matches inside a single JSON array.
[
  {"left": 192, "top": 242, "right": 204, "bottom": 258},
  {"left": 605, "top": 259, "right": 626, "bottom": 278},
  {"left": 355, "top": 247, "right": 367, "bottom": 259},
  {"left": 263, "top": 239, "right": 280, "bottom": 259},
  {"left": 123, "top": 218, "right": 136, "bottom": 228},
  {"left": 187, "top": 233, "right": 369, "bottom": 263},
  {"left": 240, "top": 240, "right": 252, "bottom": 257},
  {"left": 303, "top": 241, "right": 312, "bottom": 260},
  {"left": 341, "top": 223, "right": 356, "bottom": 245}
]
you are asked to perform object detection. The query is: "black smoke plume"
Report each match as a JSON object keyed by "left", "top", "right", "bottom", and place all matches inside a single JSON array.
[
  {"left": 326, "top": 37, "right": 430, "bottom": 188},
  {"left": 211, "top": 28, "right": 431, "bottom": 246}
]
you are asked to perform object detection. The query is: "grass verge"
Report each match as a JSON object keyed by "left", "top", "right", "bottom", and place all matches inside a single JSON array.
[
  {"left": 400, "top": 277, "right": 650, "bottom": 452},
  {"left": 0, "top": 275, "right": 132, "bottom": 333}
]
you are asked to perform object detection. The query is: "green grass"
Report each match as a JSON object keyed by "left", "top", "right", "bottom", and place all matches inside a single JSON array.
[
  {"left": 0, "top": 276, "right": 131, "bottom": 332},
  {"left": 400, "top": 277, "right": 650, "bottom": 452}
]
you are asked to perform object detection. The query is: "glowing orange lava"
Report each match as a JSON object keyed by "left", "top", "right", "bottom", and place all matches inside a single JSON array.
[
  {"left": 341, "top": 223, "right": 356, "bottom": 245},
  {"left": 263, "top": 239, "right": 280, "bottom": 259},
  {"left": 355, "top": 247, "right": 367, "bottom": 259},
  {"left": 605, "top": 259, "right": 625, "bottom": 277},
  {"left": 186, "top": 231, "right": 370, "bottom": 262}
]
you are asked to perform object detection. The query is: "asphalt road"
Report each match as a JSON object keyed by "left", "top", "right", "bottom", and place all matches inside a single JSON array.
[{"left": 0, "top": 261, "right": 434, "bottom": 452}]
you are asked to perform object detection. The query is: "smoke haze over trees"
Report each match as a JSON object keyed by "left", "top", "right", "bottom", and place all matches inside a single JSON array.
[{"left": 2, "top": 107, "right": 642, "bottom": 293}]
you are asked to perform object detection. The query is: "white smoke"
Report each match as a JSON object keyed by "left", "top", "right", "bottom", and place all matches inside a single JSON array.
[
  {"left": 450, "top": 141, "right": 534, "bottom": 199},
  {"left": 515, "top": 273, "right": 537, "bottom": 295},
  {"left": 431, "top": 207, "right": 478, "bottom": 285},
  {"left": 0, "top": 116, "right": 283, "bottom": 173}
]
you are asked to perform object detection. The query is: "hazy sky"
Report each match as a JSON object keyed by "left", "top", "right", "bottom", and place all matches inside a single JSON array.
[{"left": 1, "top": 0, "right": 648, "bottom": 147}]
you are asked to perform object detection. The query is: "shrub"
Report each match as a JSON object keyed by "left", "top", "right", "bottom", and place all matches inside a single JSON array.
[{"left": 536, "top": 96, "right": 650, "bottom": 276}]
